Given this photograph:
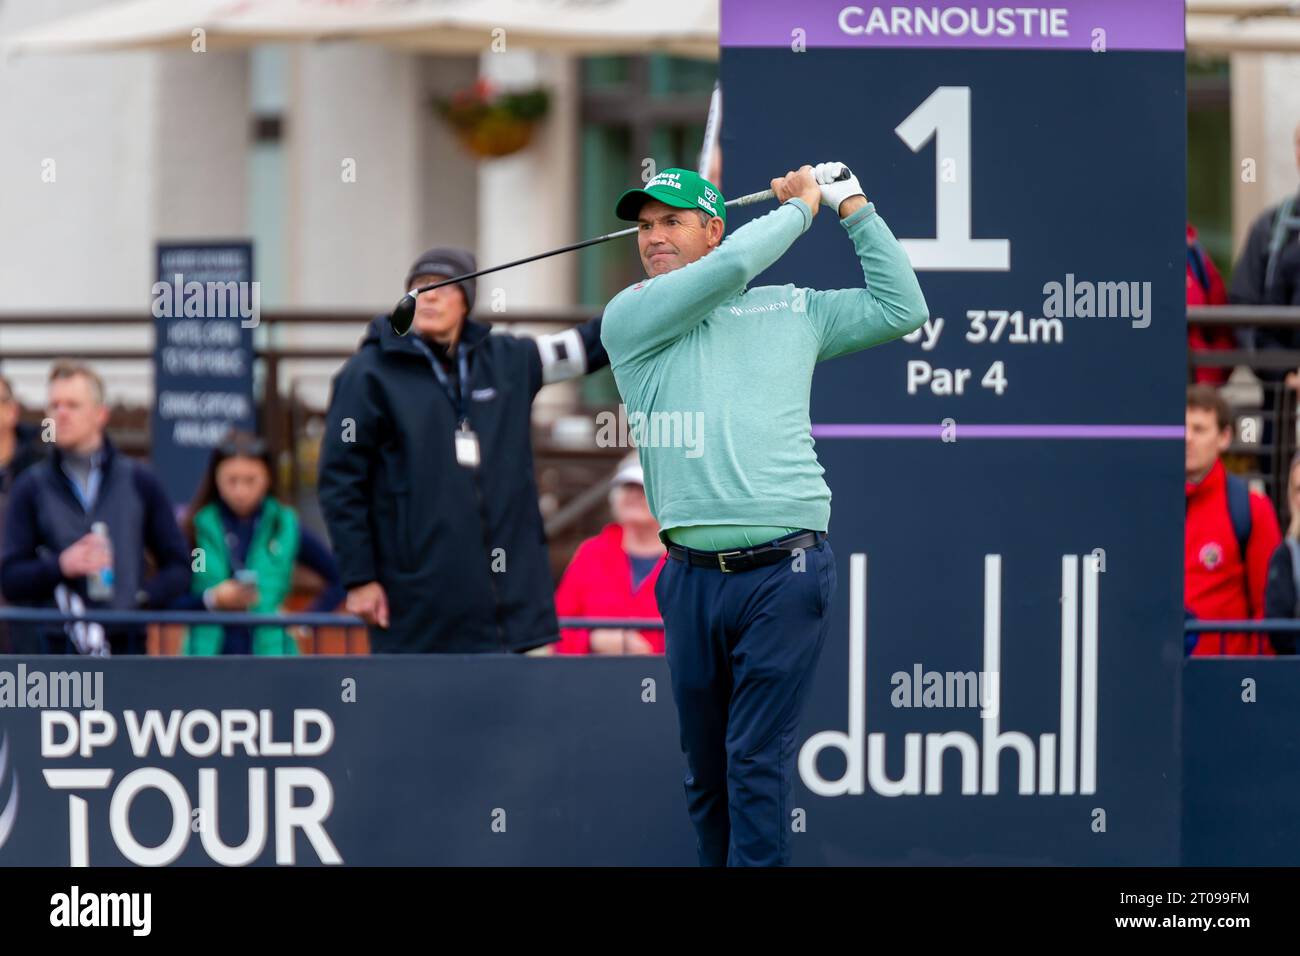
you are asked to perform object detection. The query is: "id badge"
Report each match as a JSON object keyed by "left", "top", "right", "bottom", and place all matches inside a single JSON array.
[{"left": 454, "top": 425, "right": 480, "bottom": 468}]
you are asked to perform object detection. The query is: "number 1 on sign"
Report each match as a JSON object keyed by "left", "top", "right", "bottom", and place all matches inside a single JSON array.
[{"left": 895, "top": 87, "right": 1011, "bottom": 271}]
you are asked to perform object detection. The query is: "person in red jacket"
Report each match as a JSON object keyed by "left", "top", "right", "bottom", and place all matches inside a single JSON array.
[
  {"left": 1187, "top": 223, "right": 1234, "bottom": 385},
  {"left": 1185, "top": 385, "right": 1282, "bottom": 654},
  {"left": 554, "top": 459, "right": 666, "bottom": 655}
]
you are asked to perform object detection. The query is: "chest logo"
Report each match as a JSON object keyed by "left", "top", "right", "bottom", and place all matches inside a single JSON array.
[
  {"left": 1199, "top": 542, "right": 1224, "bottom": 570},
  {"left": 727, "top": 300, "right": 790, "bottom": 316}
]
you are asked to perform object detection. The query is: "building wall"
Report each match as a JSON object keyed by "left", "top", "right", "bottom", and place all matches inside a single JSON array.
[
  {"left": 1, "top": 2, "right": 619, "bottom": 425},
  {"left": 0, "top": 8, "right": 495, "bottom": 411},
  {"left": 477, "top": 51, "right": 581, "bottom": 427},
  {"left": 477, "top": 51, "right": 579, "bottom": 315},
  {"left": 153, "top": 50, "right": 249, "bottom": 241},
  {"left": 419, "top": 56, "right": 481, "bottom": 266},
  {"left": 0, "top": 1, "right": 156, "bottom": 406},
  {"left": 1231, "top": 53, "right": 1300, "bottom": 253},
  {"left": 0, "top": 0, "right": 155, "bottom": 313},
  {"left": 285, "top": 44, "right": 420, "bottom": 310}
]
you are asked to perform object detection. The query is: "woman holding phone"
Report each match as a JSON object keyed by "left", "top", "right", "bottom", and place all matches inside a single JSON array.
[{"left": 179, "top": 430, "right": 345, "bottom": 655}]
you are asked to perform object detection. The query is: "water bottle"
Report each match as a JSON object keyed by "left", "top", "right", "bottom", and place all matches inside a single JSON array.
[{"left": 86, "top": 521, "right": 114, "bottom": 601}]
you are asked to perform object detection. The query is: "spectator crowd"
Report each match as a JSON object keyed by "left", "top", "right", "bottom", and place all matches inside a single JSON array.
[
  {"left": 4, "top": 115, "right": 1300, "bottom": 661},
  {"left": 0, "top": 246, "right": 665, "bottom": 658},
  {"left": 1184, "top": 119, "right": 1300, "bottom": 654}
]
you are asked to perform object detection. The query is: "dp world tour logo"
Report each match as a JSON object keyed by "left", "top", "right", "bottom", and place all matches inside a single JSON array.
[
  {"left": 800, "top": 553, "right": 1101, "bottom": 797},
  {"left": 0, "top": 731, "right": 17, "bottom": 852}
]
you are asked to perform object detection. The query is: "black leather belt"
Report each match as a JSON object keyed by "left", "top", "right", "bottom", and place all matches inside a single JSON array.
[{"left": 666, "top": 530, "right": 825, "bottom": 573}]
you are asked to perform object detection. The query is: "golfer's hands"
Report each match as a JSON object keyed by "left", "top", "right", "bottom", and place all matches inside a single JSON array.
[
  {"left": 347, "top": 581, "right": 390, "bottom": 629},
  {"left": 814, "top": 161, "right": 867, "bottom": 217},
  {"left": 589, "top": 627, "right": 654, "bottom": 655},
  {"left": 771, "top": 166, "right": 821, "bottom": 217}
]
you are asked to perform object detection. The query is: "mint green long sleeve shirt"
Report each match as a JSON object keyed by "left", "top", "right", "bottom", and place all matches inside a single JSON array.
[{"left": 600, "top": 197, "right": 929, "bottom": 540}]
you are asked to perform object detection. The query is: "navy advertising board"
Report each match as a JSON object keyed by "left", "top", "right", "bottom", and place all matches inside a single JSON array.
[
  {"left": 1, "top": 654, "right": 1297, "bottom": 866},
  {"left": 719, "top": 0, "right": 1186, "bottom": 863}
]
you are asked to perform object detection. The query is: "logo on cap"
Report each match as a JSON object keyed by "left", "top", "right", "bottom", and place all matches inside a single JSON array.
[{"left": 648, "top": 172, "right": 683, "bottom": 191}]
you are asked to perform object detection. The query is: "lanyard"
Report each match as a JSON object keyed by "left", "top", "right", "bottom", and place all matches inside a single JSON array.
[{"left": 414, "top": 339, "right": 471, "bottom": 425}]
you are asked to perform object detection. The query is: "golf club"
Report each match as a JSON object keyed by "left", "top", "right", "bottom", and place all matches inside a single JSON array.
[{"left": 388, "top": 167, "right": 854, "bottom": 335}]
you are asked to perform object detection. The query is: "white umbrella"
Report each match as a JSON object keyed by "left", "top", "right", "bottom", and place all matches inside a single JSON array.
[
  {"left": 376, "top": 0, "right": 718, "bottom": 58},
  {"left": 3, "top": 0, "right": 719, "bottom": 59},
  {"left": 2, "top": 0, "right": 233, "bottom": 53},
  {"left": 1187, "top": 12, "right": 1300, "bottom": 53},
  {"left": 1186, "top": 1, "right": 1300, "bottom": 14}
]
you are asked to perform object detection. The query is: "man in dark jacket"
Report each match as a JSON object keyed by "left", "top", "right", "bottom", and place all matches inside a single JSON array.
[
  {"left": 1230, "top": 120, "right": 1300, "bottom": 367},
  {"left": 0, "top": 373, "right": 48, "bottom": 652},
  {"left": 1, "top": 361, "right": 191, "bottom": 654},
  {"left": 318, "top": 247, "right": 608, "bottom": 653}
]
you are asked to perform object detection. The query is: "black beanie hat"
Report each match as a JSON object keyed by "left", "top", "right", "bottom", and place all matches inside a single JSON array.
[{"left": 405, "top": 246, "right": 477, "bottom": 314}]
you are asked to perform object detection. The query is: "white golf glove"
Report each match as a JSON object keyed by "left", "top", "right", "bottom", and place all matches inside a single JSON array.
[{"left": 814, "top": 161, "right": 865, "bottom": 213}]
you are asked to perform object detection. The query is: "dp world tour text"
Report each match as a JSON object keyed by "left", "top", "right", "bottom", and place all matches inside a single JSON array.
[{"left": 39, "top": 708, "right": 341, "bottom": 866}]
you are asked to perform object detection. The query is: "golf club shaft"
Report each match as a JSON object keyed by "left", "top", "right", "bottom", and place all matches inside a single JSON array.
[{"left": 407, "top": 187, "right": 778, "bottom": 297}]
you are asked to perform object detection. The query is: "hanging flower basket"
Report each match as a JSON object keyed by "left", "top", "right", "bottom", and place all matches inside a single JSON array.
[{"left": 435, "top": 78, "right": 550, "bottom": 159}]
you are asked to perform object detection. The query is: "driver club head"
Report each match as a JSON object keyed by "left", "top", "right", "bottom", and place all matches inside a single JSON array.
[{"left": 390, "top": 293, "right": 417, "bottom": 336}]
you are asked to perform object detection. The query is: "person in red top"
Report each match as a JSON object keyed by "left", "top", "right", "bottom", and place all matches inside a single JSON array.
[
  {"left": 1185, "top": 385, "right": 1282, "bottom": 654},
  {"left": 554, "top": 458, "right": 666, "bottom": 655},
  {"left": 1186, "top": 223, "right": 1234, "bottom": 385}
]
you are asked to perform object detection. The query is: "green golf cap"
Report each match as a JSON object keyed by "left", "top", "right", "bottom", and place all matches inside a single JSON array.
[{"left": 615, "top": 168, "right": 726, "bottom": 224}]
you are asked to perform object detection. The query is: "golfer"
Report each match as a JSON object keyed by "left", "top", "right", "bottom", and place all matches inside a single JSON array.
[{"left": 601, "top": 163, "right": 928, "bottom": 866}]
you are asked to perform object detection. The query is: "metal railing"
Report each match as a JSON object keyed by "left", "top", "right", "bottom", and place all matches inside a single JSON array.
[
  {"left": 0, "top": 308, "right": 604, "bottom": 480},
  {"left": 1188, "top": 305, "right": 1300, "bottom": 511},
  {"left": 0, "top": 607, "right": 665, "bottom": 656},
  {"left": 1184, "top": 618, "right": 1297, "bottom": 656},
  {"left": 1187, "top": 304, "right": 1300, "bottom": 328},
  {"left": 1187, "top": 306, "right": 1300, "bottom": 371},
  {"left": 0, "top": 608, "right": 664, "bottom": 630},
  {"left": 5, "top": 606, "right": 1284, "bottom": 644},
  {"left": 0, "top": 608, "right": 363, "bottom": 627},
  {"left": 1184, "top": 618, "right": 1300, "bottom": 633}
]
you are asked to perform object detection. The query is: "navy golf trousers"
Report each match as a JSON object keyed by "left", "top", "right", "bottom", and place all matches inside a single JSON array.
[{"left": 655, "top": 535, "right": 836, "bottom": 866}]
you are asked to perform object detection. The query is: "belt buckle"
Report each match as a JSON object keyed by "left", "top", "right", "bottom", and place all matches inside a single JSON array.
[{"left": 717, "top": 550, "right": 744, "bottom": 573}]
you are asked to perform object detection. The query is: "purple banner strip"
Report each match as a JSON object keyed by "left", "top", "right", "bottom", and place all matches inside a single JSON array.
[
  {"left": 813, "top": 424, "right": 1184, "bottom": 439},
  {"left": 722, "top": 0, "right": 1185, "bottom": 52}
]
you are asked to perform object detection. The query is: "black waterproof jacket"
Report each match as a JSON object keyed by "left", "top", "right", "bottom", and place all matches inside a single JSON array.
[{"left": 318, "top": 314, "right": 606, "bottom": 652}]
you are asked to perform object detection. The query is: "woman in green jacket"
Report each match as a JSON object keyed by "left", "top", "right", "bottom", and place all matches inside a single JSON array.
[{"left": 180, "top": 431, "right": 345, "bottom": 655}]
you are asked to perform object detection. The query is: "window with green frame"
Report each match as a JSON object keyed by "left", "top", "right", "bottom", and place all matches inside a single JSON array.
[{"left": 1188, "top": 56, "right": 1232, "bottom": 280}]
